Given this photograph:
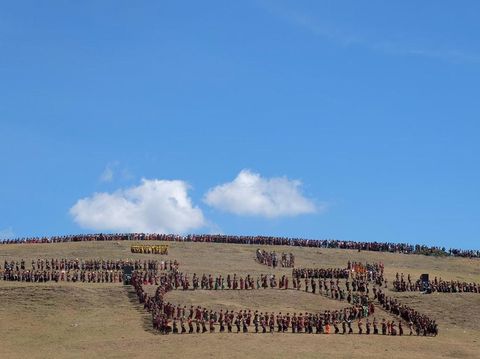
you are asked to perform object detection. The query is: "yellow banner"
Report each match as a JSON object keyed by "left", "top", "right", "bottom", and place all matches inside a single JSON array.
[{"left": 130, "top": 244, "right": 168, "bottom": 255}]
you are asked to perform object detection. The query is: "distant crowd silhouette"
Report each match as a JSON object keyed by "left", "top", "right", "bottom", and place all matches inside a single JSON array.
[{"left": 1, "top": 233, "right": 478, "bottom": 258}]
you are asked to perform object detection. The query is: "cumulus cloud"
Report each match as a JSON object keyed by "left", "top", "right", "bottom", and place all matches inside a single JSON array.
[
  {"left": 204, "top": 170, "right": 318, "bottom": 218},
  {"left": 70, "top": 179, "right": 205, "bottom": 233}
]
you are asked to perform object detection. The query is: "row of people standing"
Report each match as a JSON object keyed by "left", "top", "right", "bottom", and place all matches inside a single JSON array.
[
  {"left": 376, "top": 288, "right": 438, "bottom": 336},
  {"left": 2, "top": 258, "right": 162, "bottom": 271},
  {"left": 3, "top": 232, "right": 478, "bottom": 258},
  {"left": 1, "top": 269, "right": 125, "bottom": 283},
  {"left": 393, "top": 274, "right": 479, "bottom": 293}
]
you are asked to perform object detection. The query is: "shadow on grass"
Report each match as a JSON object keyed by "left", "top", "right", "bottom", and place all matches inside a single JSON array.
[{"left": 123, "top": 284, "right": 159, "bottom": 335}]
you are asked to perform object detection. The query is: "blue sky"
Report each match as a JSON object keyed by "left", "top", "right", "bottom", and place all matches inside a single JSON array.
[{"left": 1, "top": 1, "right": 479, "bottom": 249}]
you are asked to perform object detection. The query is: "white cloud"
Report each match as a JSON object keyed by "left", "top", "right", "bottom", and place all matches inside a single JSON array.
[
  {"left": 100, "top": 161, "right": 119, "bottom": 182},
  {"left": 70, "top": 179, "right": 205, "bottom": 233},
  {"left": 204, "top": 169, "right": 318, "bottom": 218},
  {"left": 100, "top": 166, "right": 114, "bottom": 182}
]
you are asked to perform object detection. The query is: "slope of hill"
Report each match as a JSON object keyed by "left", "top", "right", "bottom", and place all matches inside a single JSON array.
[{"left": 1, "top": 240, "right": 479, "bottom": 359}]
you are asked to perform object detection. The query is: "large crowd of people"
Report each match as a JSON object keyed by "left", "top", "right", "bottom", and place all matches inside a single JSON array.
[
  {"left": 0, "top": 258, "right": 178, "bottom": 284},
  {"left": 136, "top": 270, "right": 283, "bottom": 290},
  {"left": 292, "top": 262, "right": 386, "bottom": 298},
  {"left": 278, "top": 260, "right": 388, "bottom": 293},
  {"left": 2, "top": 258, "right": 167, "bottom": 271},
  {"left": 292, "top": 267, "right": 350, "bottom": 279},
  {"left": 128, "top": 258, "right": 442, "bottom": 336},
  {"left": 0, "top": 246, "right": 444, "bottom": 338},
  {"left": 393, "top": 273, "right": 480, "bottom": 293},
  {"left": 134, "top": 269, "right": 372, "bottom": 302},
  {"left": 2, "top": 268, "right": 125, "bottom": 283},
  {"left": 134, "top": 268, "right": 380, "bottom": 311},
  {"left": 132, "top": 269, "right": 380, "bottom": 335},
  {"left": 1, "top": 233, "right": 478, "bottom": 258},
  {"left": 376, "top": 288, "right": 438, "bottom": 336}
]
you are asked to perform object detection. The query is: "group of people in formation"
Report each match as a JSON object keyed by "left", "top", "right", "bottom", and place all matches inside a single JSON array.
[
  {"left": 3, "top": 232, "right": 478, "bottom": 258},
  {"left": 135, "top": 271, "right": 281, "bottom": 289},
  {"left": 347, "top": 261, "right": 384, "bottom": 277},
  {"left": 376, "top": 288, "right": 438, "bottom": 336},
  {"left": 293, "top": 261, "right": 384, "bottom": 280},
  {"left": 0, "top": 258, "right": 178, "bottom": 284},
  {"left": 166, "top": 313, "right": 406, "bottom": 336},
  {"left": 292, "top": 261, "right": 387, "bottom": 292},
  {"left": 135, "top": 269, "right": 375, "bottom": 310},
  {"left": 132, "top": 271, "right": 387, "bottom": 336},
  {"left": 393, "top": 273, "right": 480, "bottom": 293},
  {"left": 255, "top": 249, "right": 295, "bottom": 268},
  {"left": 0, "top": 249, "right": 444, "bottom": 337},
  {"left": 130, "top": 244, "right": 168, "bottom": 255},
  {"left": 292, "top": 267, "right": 350, "bottom": 280},
  {"left": 156, "top": 310, "right": 398, "bottom": 336},
  {"left": 1, "top": 267, "right": 125, "bottom": 283},
  {"left": 2, "top": 258, "right": 161, "bottom": 271},
  {"left": 292, "top": 276, "right": 375, "bottom": 305},
  {"left": 132, "top": 255, "right": 442, "bottom": 337}
]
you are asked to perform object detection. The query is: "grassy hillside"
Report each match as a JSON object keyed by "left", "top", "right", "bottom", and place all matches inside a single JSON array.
[{"left": 1, "top": 240, "right": 479, "bottom": 359}]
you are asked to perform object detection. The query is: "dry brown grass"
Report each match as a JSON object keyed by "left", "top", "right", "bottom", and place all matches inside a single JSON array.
[{"left": 0, "top": 240, "right": 479, "bottom": 359}]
